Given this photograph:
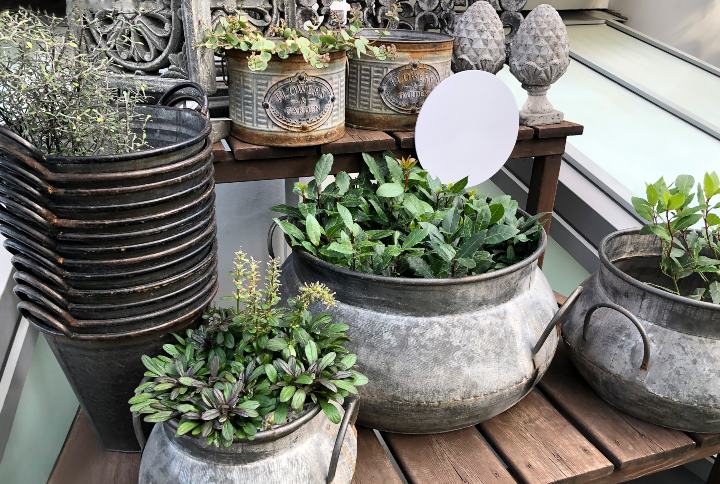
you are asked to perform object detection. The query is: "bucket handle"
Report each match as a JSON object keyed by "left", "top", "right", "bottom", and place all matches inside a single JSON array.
[
  {"left": 327, "top": 397, "right": 359, "bottom": 484},
  {"left": 583, "top": 302, "right": 651, "bottom": 371},
  {"left": 157, "top": 82, "right": 209, "bottom": 117},
  {"left": 17, "top": 301, "right": 73, "bottom": 338},
  {"left": 531, "top": 285, "right": 584, "bottom": 357},
  {"left": 267, "top": 218, "right": 282, "bottom": 259}
]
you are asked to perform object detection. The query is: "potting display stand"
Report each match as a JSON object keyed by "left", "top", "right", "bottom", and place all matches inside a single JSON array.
[
  {"left": 43, "top": 124, "right": 720, "bottom": 482},
  {"left": 48, "top": 297, "right": 720, "bottom": 484}
]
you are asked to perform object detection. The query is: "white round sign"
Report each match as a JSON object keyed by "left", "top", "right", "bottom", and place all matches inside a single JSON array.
[{"left": 415, "top": 70, "right": 519, "bottom": 187}]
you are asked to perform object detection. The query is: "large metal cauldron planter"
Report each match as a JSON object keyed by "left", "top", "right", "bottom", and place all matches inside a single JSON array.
[
  {"left": 0, "top": 83, "right": 218, "bottom": 451},
  {"left": 138, "top": 400, "right": 359, "bottom": 484},
  {"left": 346, "top": 30, "right": 453, "bottom": 131},
  {"left": 563, "top": 230, "right": 720, "bottom": 433},
  {"left": 227, "top": 51, "right": 346, "bottom": 147},
  {"left": 274, "top": 228, "right": 582, "bottom": 433}
]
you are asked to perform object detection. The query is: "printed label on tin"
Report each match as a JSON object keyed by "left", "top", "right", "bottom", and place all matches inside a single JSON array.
[
  {"left": 263, "top": 72, "right": 335, "bottom": 132},
  {"left": 379, "top": 62, "right": 440, "bottom": 114}
]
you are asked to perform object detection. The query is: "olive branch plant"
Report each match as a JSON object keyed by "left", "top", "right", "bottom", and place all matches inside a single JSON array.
[
  {"left": 0, "top": 8, "right": 149, "bottom": 156},
  {"left": 130, "top": 250, "right": 366, "bottom": 448}
]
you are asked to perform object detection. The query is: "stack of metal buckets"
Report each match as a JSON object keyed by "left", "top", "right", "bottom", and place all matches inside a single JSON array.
[{"left": 0, "top": 83, "right": 218, "bottom": 451}]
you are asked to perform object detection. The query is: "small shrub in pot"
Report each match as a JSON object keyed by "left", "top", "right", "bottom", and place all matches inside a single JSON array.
[
  {"left": 133, "top": 250, "right": 364, "bottom": 483},
  {"left": 270, "top": 154, "right": 578, "bottom": 433}
]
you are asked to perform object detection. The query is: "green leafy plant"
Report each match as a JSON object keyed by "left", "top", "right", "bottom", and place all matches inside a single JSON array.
[
  {"left": 272, "top": 154, "right": 546, "bottom": 278},
  {"left": 0, "top": 9, "right": 149, "bottom": 156},
  {"left": 199, "top": 12, "right": 394, "bottom": 71},
  {"left": 632, "top": 172, "right": 720, "bottom": 303},
  {"left": 130, "top": 250, "right": 365, "bottom": 447}
]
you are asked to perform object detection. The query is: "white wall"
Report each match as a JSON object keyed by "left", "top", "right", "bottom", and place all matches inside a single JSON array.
[{"left": 609, "top": 0, "right": 720, "bottom": 68}]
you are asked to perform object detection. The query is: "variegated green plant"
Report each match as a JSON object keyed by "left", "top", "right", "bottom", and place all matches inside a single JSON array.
[
  {"left": 129, "top": 250, "right": 365, "bottom": 448},
  {"left": 272, "top": 153, "right": 546, "bottom": 278}
]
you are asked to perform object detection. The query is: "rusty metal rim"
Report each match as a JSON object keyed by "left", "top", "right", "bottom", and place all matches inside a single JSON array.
[
  {"left": 600, "top": 228, "right": 720, "bottom": 311},
  {"left": 14, "top": 273, "right": 218, "bottom": 328},
  {"left": 3, "top": 236, "right": 216, "bottom": 281},
  {"left": 231, "top": 124, "right": 345, "bottom": 148},
  {"left": 20, "top": 279, "right": 217, "bottom": 341},
  {"left": 226, "top": 49, "right": 347, "bottom": 64},
  {"left": 357, "top": 29, "right": 453, "bottom": 44},
  {"left": 11, "top": 252, "right": 216, "bottom": 300}
]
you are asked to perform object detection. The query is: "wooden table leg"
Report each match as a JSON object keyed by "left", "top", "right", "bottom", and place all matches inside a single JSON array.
[
  {"left": 526, "top": 153, "right": 563, "bottom": 267},
  {"left": 708, "top": 456, "right": 720, "bottom": 483}
]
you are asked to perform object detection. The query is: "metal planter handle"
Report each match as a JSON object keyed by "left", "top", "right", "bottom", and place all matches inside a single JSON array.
[
  {"left": 0, "top": 125, "right": 46, "bottom": 162},
  {"left": 267, "top": 217, "right": 286, "bottom": 259},
  {"left": 157, "top": 82, "right": 209, "bottom": 117},
  {"left": 583, "top": 302, "right": 651, "bottom": 371},
  {"left": 531, "top": 285, "right": 584, "bottom": 357},
  {"left": 327, "top": 397, "right": 359, "bottom": 484}
]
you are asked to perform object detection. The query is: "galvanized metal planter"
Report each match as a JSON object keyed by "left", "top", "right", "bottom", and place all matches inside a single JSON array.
[
  {"left": 276, "top": 228, "right": 581, "bottom": 433},
  {"left": 562, "top": 230, "right": 720, "bottom": 433},
  {"left": 346, "top": 30, "right": 453, "bottom": 131},
  {"left": 138, "top": 400, "right": 359, "bottom": 484},
  {"left": 0, "top": 83, "right": 219, "bottom": 451},
  {"left": 227, "top": 51, "right": 346, "bottom": 147}
]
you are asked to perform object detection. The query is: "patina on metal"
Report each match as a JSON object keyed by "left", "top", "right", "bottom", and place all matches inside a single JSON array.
[
  {"left": 227, "top": 51, "right": 346, "bottom": 147},
  {"left": 275, "top": 223, "right": 580, "bottom": 433},
  {"left": 0, "top": 83, "right": 219, "bottom": 451},
  {"left": 563, "top": 229, "right": 720, "bottom": 433},
  {"left": 138, "top": 399, "right": 359, "bottom": 484},
  {"left": 346, "top": 30, "right": 452, "bottom": 131}
]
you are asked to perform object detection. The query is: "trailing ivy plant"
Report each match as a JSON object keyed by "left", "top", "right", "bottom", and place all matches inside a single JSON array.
[
  {"left": 129, "top": 250, "right": 365, "bottom": 448},
  {"left": 272, "top": 154, "right": 546, "bottom": 278},
  {"left": 632, "top": 172, "right": 720, "bottom": 303},
  {"left": 198, "top": 12, "right": 394, "bottom": 71},
  {"left": 0, "top": 9, "right": 149, "bottom": 156}
]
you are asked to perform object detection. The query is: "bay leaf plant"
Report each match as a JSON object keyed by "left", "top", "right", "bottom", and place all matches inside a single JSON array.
[
  {"left": 199, "top": 12, "right": 394, "bottom": 72},
  {"left": 632, "top": 172, "right": 720, "bottom": 303},
  {"left": 0, "top": 9, "right": 149, "bottom": 156},
  {"left": 272, "top": 154, "right": 546, "bottom": 278},
  {"left": 129, "top": 250, "right": 365, "bottom": 447}
]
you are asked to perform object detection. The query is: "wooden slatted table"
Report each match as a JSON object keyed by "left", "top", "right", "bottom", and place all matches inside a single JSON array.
[
  {"left": 49, "top": 347, "right": 720, "bottom": 484},
  {"left": 211, "top": 121, "right": 584, "bottom": 238}
]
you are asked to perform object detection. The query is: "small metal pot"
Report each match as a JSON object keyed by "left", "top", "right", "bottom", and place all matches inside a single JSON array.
[
  {"left": 346, "top": 30, "right": 453, "bottom": 131},
  {"left": 271, "top": 222, "right": 581, "bottom": 433},
  {"left": 226, "top": 51, "right": 346, "bottom": 147},
  {"left": 137, "top": 400, "right": 359, "bottom": 484},
  {"left": 562, "top": 229, "right": 720, "bottom": 433}
]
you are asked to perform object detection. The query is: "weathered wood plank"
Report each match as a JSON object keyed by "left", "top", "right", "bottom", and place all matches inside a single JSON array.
[
  {"left": 688, "top": 432, "right": 720, "bottom": 448},
  {"left": 517, "top": 125, "right": 535, "bottom": 141},
  {"left": 532, "top": 121, "right": 584, "bottom": 139},
  {"left": 49, "top": 411, "right": 140, "bottom": 484},
  {"left": 211, "top": 141, "right": 233, "bottom": 163},
  {"left": 509, "top": 138, "right": 566, "bottom": 159},
  {"left": 480, "top": 390, "right": 614, "bottom": 483},
  {"left": 390, "top": 131, "right": 415, "bottom": 149},
  {"left": 526, "top": 153, "right": 562, "bottom": 239},
  {"left": 383, "top": 427, "right": 515, "bottom": 483},
  {"left": 321, "top": 128, "right": 397, "bottom": 155},
  {"left": 352, "top": 428, "right": 404, "bottom": 484},
  {"left": 228, "top": 136, "right": 317, "bottom": 161},
  {"left": 539, "top": 350, "right": 696, "bottom": 472}
]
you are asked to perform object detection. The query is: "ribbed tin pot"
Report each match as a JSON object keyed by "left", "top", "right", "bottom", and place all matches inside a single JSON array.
[
  {"left": 562, "top": 230, "right": 720, "bottom": 433},
  {"left": 138, "top": 400, "right": 358, "bottom": 484},
  {"left": 277, "top": 228, "right": 580, "bottom": 433},
  {"left": 227, "top": 51, "right": 346, "bottom": 147},
  {"left": 346, "top": 30, "right": 453, "bottom": 131}
]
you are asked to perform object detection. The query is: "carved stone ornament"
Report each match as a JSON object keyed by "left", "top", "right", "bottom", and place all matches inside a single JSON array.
[
  {"left": 452, "top": 1, "right": 505, "bottom": 74},
  {"left": 509, "top": 3, "right": 569, "bottom": 125}
]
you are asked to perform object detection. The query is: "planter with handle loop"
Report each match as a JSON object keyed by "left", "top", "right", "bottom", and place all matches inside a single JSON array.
[
  {"left": 562, "top": 229, "right": 720, "bottom": 432},
  {"left": 269, "top": 216, "right": 582, "bottom": 433},
  {"left": 0, "top": 82, "right": 219, "bottom": 451},
  {"left": 135, "top": 398, "right": 359, "bottom": 484}
]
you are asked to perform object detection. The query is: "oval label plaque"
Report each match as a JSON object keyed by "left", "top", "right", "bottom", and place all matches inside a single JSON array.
[
  {"left": 379, "top": 63, "right": 440, "bottom": 114},
  {"left": 263, "top": 72, "right": 335, "bottom": 132}
]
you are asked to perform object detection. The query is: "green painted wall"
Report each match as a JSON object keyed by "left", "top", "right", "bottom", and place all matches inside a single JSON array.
[{"left": 0, "top": 334, "right": 77, "bottom": 484}]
